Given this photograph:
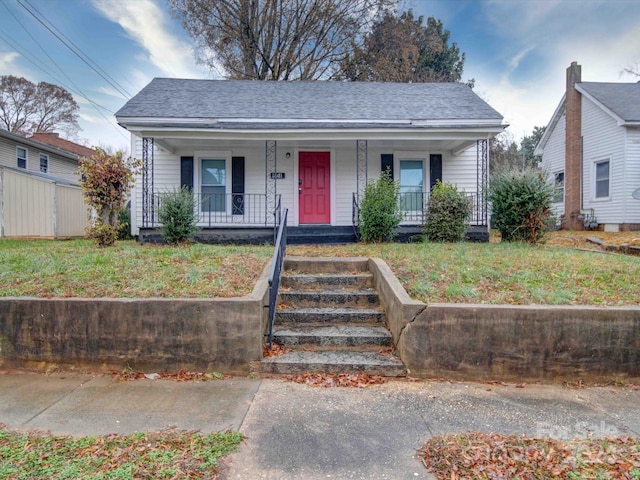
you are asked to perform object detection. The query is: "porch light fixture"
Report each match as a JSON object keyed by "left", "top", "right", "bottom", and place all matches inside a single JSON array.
[{"left": 285, "top": 152, "right": 291, "bottom": 159}]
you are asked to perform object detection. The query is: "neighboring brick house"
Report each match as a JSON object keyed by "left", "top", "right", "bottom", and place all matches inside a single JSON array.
[{"left": 535, "top": 62, "right": 640, "bottom": 231}]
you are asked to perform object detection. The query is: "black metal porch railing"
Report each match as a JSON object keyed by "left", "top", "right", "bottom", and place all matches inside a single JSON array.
[
  {"left": 151, "top": 193, "right": 281, "bottom": 227},
  {"left": 265, "top": 208, "right": 288, "bottom": 349},
  {"left": 352, "top": 191, "right": 483, "bottom": 227}
]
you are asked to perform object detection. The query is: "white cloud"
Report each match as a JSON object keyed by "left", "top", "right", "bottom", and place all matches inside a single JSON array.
[
  {"left": 91, "top": 0, "right": 209, "bottom": 79},
  {"left": 470, "top": 0, "right": 640, "bottom": 140},
  {"left": 0, "top": 51, "right": 20, "bottom": 71}
]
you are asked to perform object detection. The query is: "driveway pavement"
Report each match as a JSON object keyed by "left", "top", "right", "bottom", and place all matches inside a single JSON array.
[{"left": 1, "top": 372, "right": 638, "bottom": 479}]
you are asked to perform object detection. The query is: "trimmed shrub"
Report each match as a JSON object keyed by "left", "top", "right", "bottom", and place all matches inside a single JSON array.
[
  {"left": 158, "top": 187, "right": 198, "bottom": 244},
  {"left": 89, "top": 224, "right": 118, "bottom": 247},
  {"left": 488, "top": 167, "right": 555, "bottom": 244},
  {"left": 117, "top": 205, "right": 132, "bottom": 240},
  {"left": 357, "top": 170, "right": 402, "bottom": 243},
  {"left": 423, "top": 181, "right": 472, "bottom": 242}
]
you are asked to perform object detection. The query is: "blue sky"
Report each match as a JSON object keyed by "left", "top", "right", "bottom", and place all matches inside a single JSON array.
[{"left": 1, "top": 0, "right": 640, "bottom": 151}]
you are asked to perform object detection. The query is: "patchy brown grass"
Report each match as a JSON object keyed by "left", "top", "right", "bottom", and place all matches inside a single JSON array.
[{"left": 418, "top": 432, "right": 640, "bottom": 479}]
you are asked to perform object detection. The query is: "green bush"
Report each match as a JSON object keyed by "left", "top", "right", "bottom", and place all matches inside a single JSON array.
[
  {"left": 88, "top": 223, "right": 118, "bottom": 247},
  {"left": 357, "top": 170, "right": 402, "bottom": 243},
  {"left": 488, "top": 167, "right": 555, "bottom": 244},
  {"left": 157, "top": 187, "right": 198, "bottom": 244},
  {"left": 117, "top": 205, "right": 132, "bottom": 240},
  {"left": 423, "top": 181, "right": 472, "bottom": 242}
]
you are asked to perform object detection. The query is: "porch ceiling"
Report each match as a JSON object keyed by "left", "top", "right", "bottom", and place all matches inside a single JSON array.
[{"left": 129, "top": 126, "right": 503, "bottom": 155}]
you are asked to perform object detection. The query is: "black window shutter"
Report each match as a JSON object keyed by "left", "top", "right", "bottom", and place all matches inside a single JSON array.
[
  {"left": 232, "top": 156, "right": 245, "bottom": 215},
  {"left": 180, "top": 156, "right": 194, "bottom": 191},
  {"left": 429, "top": 154, "right": 442, "bottom": 191},
  {"left": 381, "top": 154, "right": 394, "bottom": 179}
]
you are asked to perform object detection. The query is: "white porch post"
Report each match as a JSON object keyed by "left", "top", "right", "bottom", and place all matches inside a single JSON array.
[
  {"left": 141, "top": 137, "right": 155, "bottom": 228},
  {"left": 356, "top": 139, "right": 368, "bottom": 198},
  {"left": 477, "top": 139, "right": 489, "bottom": 226}
]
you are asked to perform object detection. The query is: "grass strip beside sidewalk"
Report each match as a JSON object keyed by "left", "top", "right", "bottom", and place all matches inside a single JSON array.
[{"left": 0, "top": 426, "right": 242, "bottom": 479}]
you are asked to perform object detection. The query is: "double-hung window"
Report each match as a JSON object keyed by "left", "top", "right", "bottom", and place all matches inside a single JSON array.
[
  {"left": 594, "top": 160, "right": 610, "bottom": 199},
  {"left": 201, "top": 158, "right": 226, "bottom": 212},
  {"left": 40, "top": 153, "right": 49, "bottom": 173},
  {"left": 399, "top": 159, "right": 424, "bottom": 211},
  {"left": 17, "top": 147, "right": 27, "bottom": 169},
  {"left": 553, "top": 171, "right": 564, "bottom": 203}
]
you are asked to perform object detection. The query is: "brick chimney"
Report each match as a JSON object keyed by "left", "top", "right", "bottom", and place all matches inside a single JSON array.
[{"left": 563, "top": 61, "right": 583, "bottom": 230}]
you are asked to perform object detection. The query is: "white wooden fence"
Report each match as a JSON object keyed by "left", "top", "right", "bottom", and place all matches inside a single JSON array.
[{"left": 0, "top": 167, "right": 89, "bottom": 238}]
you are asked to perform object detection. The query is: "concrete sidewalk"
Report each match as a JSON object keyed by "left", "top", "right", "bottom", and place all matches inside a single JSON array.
[{"left": 1, "top": 372, "right": 639, "bottom": 479}]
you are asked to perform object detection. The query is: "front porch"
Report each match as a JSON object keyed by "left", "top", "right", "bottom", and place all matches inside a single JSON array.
[{"left": 134, "top": 137, "right": 490, "bottom": 244}]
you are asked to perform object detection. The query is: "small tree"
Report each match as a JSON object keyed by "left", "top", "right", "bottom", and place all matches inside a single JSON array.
[
  {"left": 157, "top": 187, "right": 198, "bottom": 244},
  {"left": 78, "top": 148, "right": 140, "bottom": 246},
  {"left": 423, "top": 181, "right": 472, "bottom": 242},
  {"left": 357, "top": 170, "right": 402, "bottom": 243},
  {"left": 488, "top": 167, "right": 555, "bottom": 244}
]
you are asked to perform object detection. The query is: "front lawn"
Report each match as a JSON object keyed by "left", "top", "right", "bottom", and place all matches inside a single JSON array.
[
  {"left": 287, "top": 242, "right": 640, "bottom": 306},
  {"left": 0, "top": 240, "right": 272, "bottom": 298},
  {"left": 1, "top": 238, "right": 638, "bottom": 305}
]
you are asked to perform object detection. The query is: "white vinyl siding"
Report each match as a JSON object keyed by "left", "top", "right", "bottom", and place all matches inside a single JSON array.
[
  {"left": 625, "top": 127, "right": 640, "bottom": 224},
  {"left": 581, "top": 96, "right": 625, "bottom": 223},
  {"left": 0, "top": 135, "right": 79, "bottom": 183},
  {"left": 540, "top": 112, "right": 566, "bottom": 217}
]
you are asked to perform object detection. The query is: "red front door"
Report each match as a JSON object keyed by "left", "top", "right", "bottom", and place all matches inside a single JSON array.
[{"left": 299, "top": 151, "right": 331, "bottom": 224}]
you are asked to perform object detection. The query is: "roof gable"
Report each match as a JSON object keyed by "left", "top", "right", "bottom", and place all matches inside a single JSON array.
[
  {"left": 577, "top": 82, "right": 640, "bottom": 124},
  {"left": 116, "top": 79, "right": 503, "bottom": 124}
]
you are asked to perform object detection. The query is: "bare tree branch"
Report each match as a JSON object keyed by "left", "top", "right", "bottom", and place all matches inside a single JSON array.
[{"left": 169, "top": 0, "right": 398, "bottom": 80}]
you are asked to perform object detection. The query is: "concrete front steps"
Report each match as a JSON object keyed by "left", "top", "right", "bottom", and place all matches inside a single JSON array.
[{"left": 258, "top": 257, "right": 406, "bottom": 377}]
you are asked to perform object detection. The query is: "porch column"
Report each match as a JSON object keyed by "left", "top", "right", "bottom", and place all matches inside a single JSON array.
[
  {"left": 476, "top": 139, "right": 488, "bottom": 226},
  {"left": 265, "top": 140, "right": 277, "bottom": 226},
  {"left": 142, "top": 137, "right": 155, "bottom": 228},
  {"left": 356, "top": 139, "right": 368, "bottom": 198}
]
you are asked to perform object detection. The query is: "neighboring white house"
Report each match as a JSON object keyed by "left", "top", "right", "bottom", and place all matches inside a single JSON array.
[
  {"left": 116, "top": 80, "right": 505, "bottom": 243},
  {"left": 0, "top": 129, "right": 90, "bottom": 238},
  {"left": 535, "top": 62, "right": 640, "bottom": 231}
]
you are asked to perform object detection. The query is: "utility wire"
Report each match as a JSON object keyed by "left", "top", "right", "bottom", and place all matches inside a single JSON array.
[
  {"left": 0, "top": 25, "right": 128, "bottom": 142},
  {"left": 17, "top": 0, "right": 132, "bottom": 99}
]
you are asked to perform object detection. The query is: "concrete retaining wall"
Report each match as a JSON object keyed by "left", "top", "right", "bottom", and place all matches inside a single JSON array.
[
  {"left": 369, "top": 258, "right": 640, "bottom": 382},
  {"left": 0, "top": 263, "right": 271, "bottom": 375}
]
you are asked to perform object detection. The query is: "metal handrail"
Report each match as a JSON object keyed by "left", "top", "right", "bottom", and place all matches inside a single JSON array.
[{"left": 265, "top": 208, "right": 288, "bottom": 349}]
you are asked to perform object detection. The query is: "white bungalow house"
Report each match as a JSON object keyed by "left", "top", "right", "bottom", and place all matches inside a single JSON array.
[
  {"left": 535, "top": 62, "right": 640, "bottom": 231},
  {"left": 115, "top": 80, "right": 505, "bottom": 243}
]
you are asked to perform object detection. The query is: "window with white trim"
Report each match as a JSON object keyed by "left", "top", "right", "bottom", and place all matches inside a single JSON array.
[
  {"left": 594, "top": 160, "right": 610, "bottom": 199},
  {"left": 17, "top": 147, "right": 27, "bottom": 169},
  {"left": 553, "top": 171, "right": 564, "bottom": 203},
  {"left": 399, "top": 159, "right": 424, "bottom": 211},
  {"left": 39, "top": 153, "right": 49, "bottom": 173},
  {"left": 201, "top": 158, "right": 226, "bottom": 212}
]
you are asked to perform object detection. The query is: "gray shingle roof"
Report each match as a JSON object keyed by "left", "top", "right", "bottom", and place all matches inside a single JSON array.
[
  {"left": 578, "top": 82, "right": 640, "bottom": 122},
  {"left": 116, "top": 79, "right": 503, "bottom": 123}
]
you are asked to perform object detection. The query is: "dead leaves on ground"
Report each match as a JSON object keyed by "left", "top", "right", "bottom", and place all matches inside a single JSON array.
[
  {"left": 418, "top": 432, "right": 640, "bottom": 479},
  {"left": 263, "top": 343, "right": 290, "bottom": 357},
  {"left": 112, "top": 368, "right": 229, "bottom": 382},
  {"left": 285, "top": 372, "right": 386, "bottom": 388}
]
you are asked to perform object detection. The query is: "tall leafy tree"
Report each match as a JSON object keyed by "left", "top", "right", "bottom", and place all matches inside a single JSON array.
[
  {"left": 169, "top": 0, "right": 398, "bottom": 80},
  {"left": 520, "top": 126, "right": 546, "bottom": 167},
  {"left": 338, "top": 10, "right": 470, "bottom": 84},
  {"left": 489, "top": 131, "right": 521, "bottom": 175},
  {"left": 0, "top": 75, "right": 80, "bottom": 136}
]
